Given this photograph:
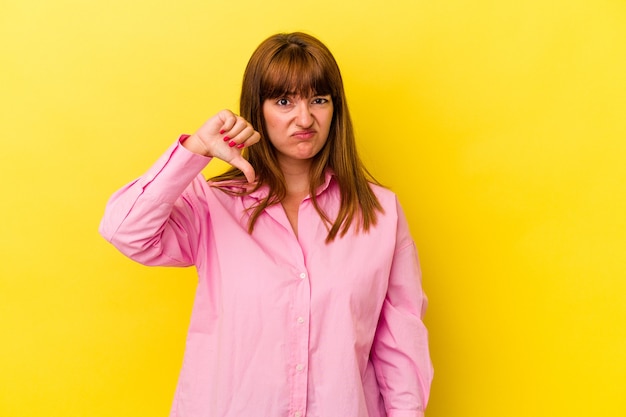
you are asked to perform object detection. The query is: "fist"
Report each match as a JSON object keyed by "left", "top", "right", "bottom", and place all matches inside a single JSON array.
[{"left": 184, "top": 110, "right": 261, "bottom": 182}]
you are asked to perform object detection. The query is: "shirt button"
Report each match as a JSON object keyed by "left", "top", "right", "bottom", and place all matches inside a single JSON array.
[
  {"left": 297, "top": 316, "right": 305, "bottom": 324},
  {"left": 294, "top": 412, "right": 302, "bottom": 417},
  {"left": 299, "top": 272, "right": 307, "bottom": 279},
  {"left": 296, "top": 364, "right": 304, "bottom": 371}
]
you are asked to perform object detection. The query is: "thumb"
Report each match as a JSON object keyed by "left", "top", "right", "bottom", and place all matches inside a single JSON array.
[{"left": 228, "top": 154, "right": 256, "bottom": 183}]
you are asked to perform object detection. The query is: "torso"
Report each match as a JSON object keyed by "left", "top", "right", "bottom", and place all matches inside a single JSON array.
[{"left": 281, "top": 192, "right": 307, "bottom": 237}]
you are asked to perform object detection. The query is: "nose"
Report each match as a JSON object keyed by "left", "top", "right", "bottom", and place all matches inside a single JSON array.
[{"left": 295, "top": 101, "right": 313, "bottom": 127}]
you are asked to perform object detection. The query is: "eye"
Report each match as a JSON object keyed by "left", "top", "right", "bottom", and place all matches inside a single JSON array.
[
  {"left": 276, "top": 98, "right": 291, "bottom": 106},
  {"left": 312, "top": 96, "right": 331, "bottom": 105}
]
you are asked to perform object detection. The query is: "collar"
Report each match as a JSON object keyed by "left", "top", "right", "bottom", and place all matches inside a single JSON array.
[{"left": 245, "top": 168, "right": 336, "bottom": 202}]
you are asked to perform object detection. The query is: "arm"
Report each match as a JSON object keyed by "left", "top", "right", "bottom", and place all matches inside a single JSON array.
[
  {"left": 99, "top": 110, "right": 261, "bottom": 266},
  {"left": 99, "top": 138, "right": 212, "bottom": 266},
  {"left": 371, "top": 200, "right": 434, "bottom": 417}
]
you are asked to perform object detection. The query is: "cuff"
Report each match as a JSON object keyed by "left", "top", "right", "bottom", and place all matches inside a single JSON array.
[{"left": 139, "top": 135, "right": 212, "bottom": 203}]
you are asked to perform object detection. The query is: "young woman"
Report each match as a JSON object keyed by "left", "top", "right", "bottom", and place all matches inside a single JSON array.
[{"left": 100, "top": 32, "right": 433, "bottom": 417}]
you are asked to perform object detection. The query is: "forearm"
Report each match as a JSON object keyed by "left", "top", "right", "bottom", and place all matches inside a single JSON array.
[{"left": 99, "top": 138, "right": 211, "bottom": 265}]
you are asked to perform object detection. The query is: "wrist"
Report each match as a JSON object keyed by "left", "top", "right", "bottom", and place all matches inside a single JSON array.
[{"left": 181, "top": 134, "right": 211, "bottom": 156}]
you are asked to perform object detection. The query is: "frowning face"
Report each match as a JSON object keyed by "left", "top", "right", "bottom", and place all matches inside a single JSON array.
[{"left": 262, "top": 94, "right": 334, "bottom": 167}]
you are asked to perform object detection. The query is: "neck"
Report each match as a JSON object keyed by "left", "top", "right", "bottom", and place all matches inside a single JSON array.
[{"left": 278, "top": 157, "right": 312, "bottom": 198}]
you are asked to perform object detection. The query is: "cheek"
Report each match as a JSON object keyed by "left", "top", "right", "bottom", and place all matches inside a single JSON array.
[
  {"left": 262, "top": 110, "right": 280, "bottom": 130},
  {"left": 322, "top": 112, "right": 334, "bottom": 132},
  {"left": 261, "top": 104, "right": 276, "bottom": 128},
  {"left": 264, "top": 119, "right": 280, "bottom": 140},
  {"left": 262, "top": 116, "right": 281, "bottom": 145}
]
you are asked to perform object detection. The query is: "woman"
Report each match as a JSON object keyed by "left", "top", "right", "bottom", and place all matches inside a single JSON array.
[{"left": 100, "top": 32, "right": 433, "bottom": 417}]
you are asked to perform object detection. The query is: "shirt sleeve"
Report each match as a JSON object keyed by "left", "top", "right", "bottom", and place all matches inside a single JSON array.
[
  {"left": 99, "top": 137, "right": 212, "bottom": 267},
  {"left": 371, "top": 198, "right": 434, "bottom": 417}
]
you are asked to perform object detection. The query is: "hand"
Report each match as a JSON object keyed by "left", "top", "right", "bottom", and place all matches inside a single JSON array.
[{"left": 183, "top": 110, "right": 261, "bottom": 182}]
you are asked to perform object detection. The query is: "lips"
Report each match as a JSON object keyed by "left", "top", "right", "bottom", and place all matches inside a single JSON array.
[{"left": 292, "top": 130, "right": 316, "bottom": 139}]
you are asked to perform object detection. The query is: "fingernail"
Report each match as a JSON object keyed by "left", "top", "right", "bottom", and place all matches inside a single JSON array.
[
  {"left": 236, "top": 143, "right": 245, "bottom": 149},
  {"left": 219, "top": 129, "right": 226, "bottom": 134},
  {"left": 223, "top": 136, "right": 230, "bottom": 142},
  {"left": 228, "top": 141, "right": 236, "bottom": 147}
]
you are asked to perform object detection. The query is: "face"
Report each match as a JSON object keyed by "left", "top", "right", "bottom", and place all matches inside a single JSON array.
[{"left": 262, "top": 93, "right": 334, "bottom": 168}]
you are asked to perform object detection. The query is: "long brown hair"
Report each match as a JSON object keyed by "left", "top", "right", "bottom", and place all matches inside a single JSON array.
[{"left": 211, "top": 32, "right": 383, "bottom": 242}]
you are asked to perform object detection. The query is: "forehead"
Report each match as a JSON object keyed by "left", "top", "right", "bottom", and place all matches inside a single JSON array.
[{"left": 260, "top": 48, "right": 332, "bottom": 99}]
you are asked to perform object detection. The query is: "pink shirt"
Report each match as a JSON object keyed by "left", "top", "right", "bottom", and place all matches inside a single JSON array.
[{"left": 99, "top": 139, "right": 433, "bottom": 417}]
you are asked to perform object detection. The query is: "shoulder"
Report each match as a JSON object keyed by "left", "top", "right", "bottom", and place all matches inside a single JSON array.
[
  {"left": 368, "top": 182, "right": 416, "bottom": 246},
  {"left": 369, "top": 182, "right": 401, "bottom": 213}
]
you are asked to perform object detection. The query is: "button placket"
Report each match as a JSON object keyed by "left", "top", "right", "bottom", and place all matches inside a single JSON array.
[{"left": 289, "top": 268, "right": 310, "bottom": 416}]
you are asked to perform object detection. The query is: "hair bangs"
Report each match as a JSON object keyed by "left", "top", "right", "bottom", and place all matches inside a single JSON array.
[{"left": 260, "top": 46, "right": 333, "bottom": 100}]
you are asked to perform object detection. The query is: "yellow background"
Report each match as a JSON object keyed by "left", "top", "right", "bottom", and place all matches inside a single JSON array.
[{"left": 1, "top": 0, "right": 625, "bottom": 416}]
